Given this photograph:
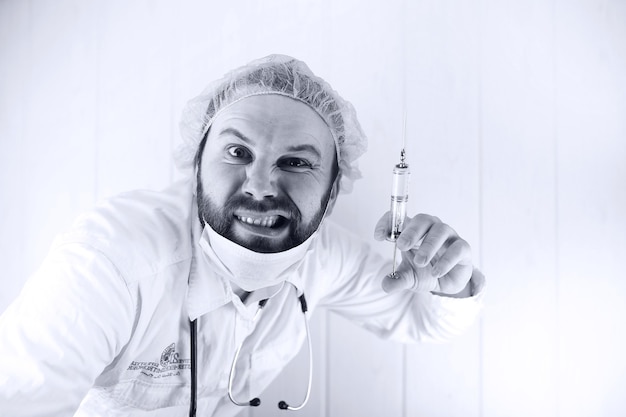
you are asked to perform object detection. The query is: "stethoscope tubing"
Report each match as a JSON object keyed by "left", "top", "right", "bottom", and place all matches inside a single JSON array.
[{"left": 189, "top": 319, "right": 198, "bottom": 417}]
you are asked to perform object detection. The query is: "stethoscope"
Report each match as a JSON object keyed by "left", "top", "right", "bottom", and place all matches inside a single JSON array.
[{"left": 188, "top": 291, "right": 313, "bottom": 416}]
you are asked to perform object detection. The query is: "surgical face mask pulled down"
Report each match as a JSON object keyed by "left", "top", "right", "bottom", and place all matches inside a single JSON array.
[{"left": 199, "top": 222, "right": 316, "bottom": 292}]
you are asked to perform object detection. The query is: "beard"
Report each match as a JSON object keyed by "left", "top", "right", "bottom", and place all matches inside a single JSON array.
[{"left": 197, "top": 177, "right": 332, "bottom": 253}]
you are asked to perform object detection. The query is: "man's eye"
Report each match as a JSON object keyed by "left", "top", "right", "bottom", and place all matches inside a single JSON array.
[
  {"left": 226, "top": 146, "right": 251, "bottom": 160},
  {"left": 281, "top": 158, "right": 312, "bottom": 170}
]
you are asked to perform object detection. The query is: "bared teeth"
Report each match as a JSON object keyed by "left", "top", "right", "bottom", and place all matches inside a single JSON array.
[{"left": 237, "top": 215, "right": 280, "bottom": 228}]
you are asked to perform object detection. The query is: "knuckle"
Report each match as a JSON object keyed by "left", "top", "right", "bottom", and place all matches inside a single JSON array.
[
  {"left": 415, "top": 213, "right": 433, "bottom": 223},
  {"left": 453, "top": 238, "right": 471, "bottom": 254},
  {"left": 397, "top": 230, "right": 414, "bottom": 245},
  {"left": 418, "top": 240, "right": 435, "bottom": 255},
  {"left": 433, "top": 222, "right": 452, "bottom": 236}
]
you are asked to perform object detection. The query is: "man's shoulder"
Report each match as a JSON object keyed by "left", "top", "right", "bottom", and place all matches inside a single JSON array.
[
  {"left": 315, "top": 218, "right": 370, "bottom": 254},
  {"left": 57, "top": 179, "right": 196, "bottom": 278}
]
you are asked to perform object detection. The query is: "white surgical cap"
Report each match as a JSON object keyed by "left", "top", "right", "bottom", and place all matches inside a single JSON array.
[{"left": 176, "top": 54, "right": 368, "bottom": 194}]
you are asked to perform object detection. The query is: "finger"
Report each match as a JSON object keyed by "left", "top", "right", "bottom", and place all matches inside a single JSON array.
[
  {"left": 411, "top": 264, "right": 441, "bottom": 292},
  {"left": 414, "top": 222, "right": 457, "bottom": 267},
  {"left": 374, "top": 211, "right": 392, "bottom": 241},
  {"left": 396, "top": 213, "right": 438, "bottom": 251},
  {"left": 381, "top": 270, "right": 413, "bottom": 293},
  {"left": 399, "top": 247, "right": 438, "bottom": 291},
  {"left": 382, "top": 252, "right": 417, "bottom": 293},
  {"left": 382, "top": 260, "right": 440, "bottom": 294},
  {"left": 430, "top": 238, "right": 471, "bottom": 278},
  {"left": 437, "top": 263, "right": 473, "bottom": 294}
]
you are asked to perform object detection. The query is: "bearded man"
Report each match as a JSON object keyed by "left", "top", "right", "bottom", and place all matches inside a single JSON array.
[{"left": 0, "top": 55, "right": 485, "bottom": 417}]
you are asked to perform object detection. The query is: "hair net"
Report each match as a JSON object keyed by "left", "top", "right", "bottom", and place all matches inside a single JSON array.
[{"left": 176, "top": 54, "right": 368, "bottom": 194}]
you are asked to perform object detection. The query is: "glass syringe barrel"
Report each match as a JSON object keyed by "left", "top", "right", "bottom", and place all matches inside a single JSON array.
[{"left": 387, "top": 157, "right": 410, "bottom": 242}]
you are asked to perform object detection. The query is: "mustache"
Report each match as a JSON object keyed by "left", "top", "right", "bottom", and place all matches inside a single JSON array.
[{"left": 222, "top": 194, "right": 302, "bottom": 221}]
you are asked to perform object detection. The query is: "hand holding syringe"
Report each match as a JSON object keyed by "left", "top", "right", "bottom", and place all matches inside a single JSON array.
[{"left": 374, "top": 117, "right": 476, "bottom": 295}]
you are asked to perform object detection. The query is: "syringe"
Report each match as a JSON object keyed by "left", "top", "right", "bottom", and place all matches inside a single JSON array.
[{"left": 386, "top": 148, "right": 410, "bottom": 278}]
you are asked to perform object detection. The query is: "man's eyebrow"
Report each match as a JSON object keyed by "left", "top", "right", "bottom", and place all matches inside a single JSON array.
[
  {"left": 219, "top": 127, "right": 252, "bottom": 144},
  {"left": 285, "top": 144, "right": 322, "bottom": 159}
]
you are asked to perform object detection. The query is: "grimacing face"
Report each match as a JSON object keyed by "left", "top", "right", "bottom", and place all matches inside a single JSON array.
[{"left": 197, "top": 95, "right": 339, "bottom": 253}]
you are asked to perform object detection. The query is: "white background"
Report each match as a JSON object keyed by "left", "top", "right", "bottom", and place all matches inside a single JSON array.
[{"left": 1, "top": 0, "right": 625, "bottom": 416}]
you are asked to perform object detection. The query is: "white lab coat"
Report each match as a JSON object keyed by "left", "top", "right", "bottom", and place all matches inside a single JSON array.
[{"left": 0, "top": 179, "right": 485, "bottom": 416}]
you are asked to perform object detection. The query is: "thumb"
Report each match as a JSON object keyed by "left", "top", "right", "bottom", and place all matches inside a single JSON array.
[
  {"left": 381, "top": 260, "right": 441, "bottom": 294},
  {"left": 381, "top": 269, "right": 412, "bottom": 293}
]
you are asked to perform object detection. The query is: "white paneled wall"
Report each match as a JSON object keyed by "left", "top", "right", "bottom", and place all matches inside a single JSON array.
[
  {"left": 481, "top": 1, "right": 559, "bottom": 415},
  {"left": 1, "top": 1, "right": 625, "bottom": 416}
]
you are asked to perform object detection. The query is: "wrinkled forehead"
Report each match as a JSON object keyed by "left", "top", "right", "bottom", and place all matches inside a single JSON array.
[{"left": 209, "top": 94, "right": 338, "bottom": 159}]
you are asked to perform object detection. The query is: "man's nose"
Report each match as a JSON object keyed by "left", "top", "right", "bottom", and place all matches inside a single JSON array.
[{"left": 242, "top": 162, "right": 278, "bottom": 200}]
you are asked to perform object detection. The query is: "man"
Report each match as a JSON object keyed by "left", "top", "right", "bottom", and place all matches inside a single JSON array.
[{"left": 0, "top": 55, "right": 485, "bottom": 416}]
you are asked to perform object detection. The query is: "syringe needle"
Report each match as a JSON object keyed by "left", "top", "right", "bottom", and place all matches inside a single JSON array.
[
  {"left": 391, "top": 242, "right": 398, "bottom": 278},
  {"left": 402, "top": 110, "right": 407, "bottom": 150}
]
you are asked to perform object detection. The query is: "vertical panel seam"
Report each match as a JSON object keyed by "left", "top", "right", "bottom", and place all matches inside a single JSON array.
[
  {"left": 552, "top": 0, "right": 560, "bottom": 416},
  {"left": 402, "top": 344, "right": 407, "bottom": 417},
  {"left": 477, "top": 0, "right": 484, "bottom": 416},
  {"left": 401, "top": 0, "right": 407, "bottom": 415},
  {"left": 20, "top": 0, "right": 33, "bottom": 287},
  {"left": 168, "top": 1, "right": 177, "bottom": 186},
  {"left": 323, "top": 311, "right": 330, "bottom": 417},
  {"left": 94, "top": 0, "right": 101, "bottom": 202},
  {"left": 325, "top": 4, "right": 333, "bottom": 415}
]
